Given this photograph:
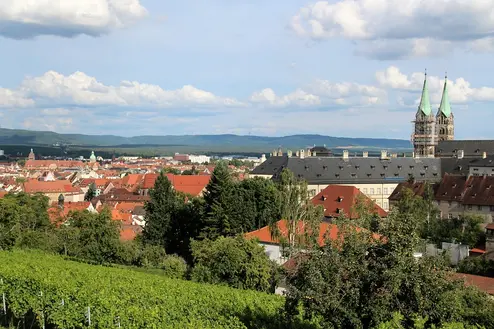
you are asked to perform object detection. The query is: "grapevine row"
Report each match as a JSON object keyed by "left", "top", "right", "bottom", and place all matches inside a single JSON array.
[{"left": 0, "top": 250, "right": 286, "bottom": 329}]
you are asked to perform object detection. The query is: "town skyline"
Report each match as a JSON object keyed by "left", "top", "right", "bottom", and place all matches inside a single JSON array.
[{"left": 1, "top": 0, "right": 494, "bottom": 139}]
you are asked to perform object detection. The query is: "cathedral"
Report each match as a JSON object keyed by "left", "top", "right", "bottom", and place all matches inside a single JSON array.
[{"left": 412, "top": 72, "right": 454, "bottom": 158}]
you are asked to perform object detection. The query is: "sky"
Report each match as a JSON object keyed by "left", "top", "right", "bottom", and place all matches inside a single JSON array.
[{"left": 1, "top": 0, "right": 494, "bottom": 139}]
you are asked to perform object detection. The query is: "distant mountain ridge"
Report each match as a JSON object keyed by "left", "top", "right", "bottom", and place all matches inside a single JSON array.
[{"left": 0, "top": 128, "right": 412, "bottom": 150}]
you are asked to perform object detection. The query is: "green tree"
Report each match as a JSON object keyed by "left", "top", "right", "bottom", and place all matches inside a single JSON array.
[
  {"left": 458, "top": 255, "right": 494, "bottom": 277},
  {"left": 284, "top": 189, "right": 494, "bottom": 329},
  {"left": 201, "top": 161, "right": 235, "bottom": 239},
  {"left": 58, "top": 208, "right": 121, "bottom": 264},
  {"left": 190, "top": 236, "right": 275, "bottom": 292},
  {"left": 162, "top": 167, "right": 181, "bottom": 175},
  {"left": 272, "top": 169, "right": 324, "bottom": 259},
  {"left": 142, "top": 171, "right": 180, "bottom": 249},
  {"left": 84, "top": 182, "right": 97, "bottom": 201}
]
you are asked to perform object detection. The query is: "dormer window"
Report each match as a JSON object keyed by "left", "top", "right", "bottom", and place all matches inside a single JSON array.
[
  {"left": 336, "top": 208, "right": 342, "bottom": 214},
  {"left": 424, "top": 166, "right": 429, "bottom": 170},
  {"left": 433, "top": 173, "right": 438, "bottom": 177},
  {"left": 351, "top": 173, "right": 356, "bottom": 178},
  {"left": 322, "top": 196, "right": 327, "bottom": 201},
  {"left": 335, "top": 173, "right": 340, "bottom": 178},
  {"left": 355, "top": 165, "right": 360, "bottom": 169},
  {"left": 394, "top": 173, "right": 399, "bottom": 177},
  {"left": 410, "top": 165, "right": 415, "bottom": 169},
  {"left": 339, "top": 166, "right": 344, "bottom": 170},
  {"left": 371, "top": 165, "right": 375, "bottom": 169},
  {"left": 367, "top": 173, "right": 371, "bottom": 177},
  {"left": 397, "top": 165, "right": 402, "bottom": 170},
  {"left": 383, "top": 165, "right": 388, "bottom": 170},
  {"left": 420, "top": 172, "right": 425, "bottom": 177},
  {"left": 316, "top": 173, "right": 322, "bottom": 177},
  {"left": 337, "top": 196, "right": 343, "bottom": 202},
  {"left": 305, "top": 165, "right": 309, "bottom": 171},
  {"left": 323, "top": 165, "right": 328, "bottom": 170},
  {"left": 380, "top": 173, "right": 385, "bottom": 177}
]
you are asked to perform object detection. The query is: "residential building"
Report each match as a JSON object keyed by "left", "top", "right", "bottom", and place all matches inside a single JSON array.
[
  {"left": 311, "top": 185, "right": 387, "bottom": 220},
  {"left": 23, "top": 179, "right": 84, "bottom": 203},
  {"left": 389, "top": 174, "right": 494, "bottom": 226},
  {"left": 251, "top": 150, "right": 441, "bottom": 210}
]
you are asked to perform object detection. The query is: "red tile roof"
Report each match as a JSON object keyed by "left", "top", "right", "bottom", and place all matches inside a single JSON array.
[
  {"left": 23, "top": 180, "right": 81, "bottom": 194},
  {"left": 120, "top": 224, "right": 142, "bottom": 241},
  {"left": 142, "top": 173, "right": 211, "bottom": 197},
  {"left": 25, "top": 160, "right": 84, "bottom": 169},
  {"left": 115, "top": 202, "right": 143, "bottom": 213},
  {"left": 454, "top": 273, "right": 494, "bottom": 295},
  {"left": 245, "top": 220, "right": 381, "bottom": 247},
  {"left": 48, "top": 201, "right": 92, "bottom": 223},
  {"left": 312, "top": 185, "right": 387, "bottom": 219}
]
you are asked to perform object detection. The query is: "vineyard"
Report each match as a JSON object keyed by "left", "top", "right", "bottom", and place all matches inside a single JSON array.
[{"left": 0, "top": 250, "right": 308, "bottom": 329}]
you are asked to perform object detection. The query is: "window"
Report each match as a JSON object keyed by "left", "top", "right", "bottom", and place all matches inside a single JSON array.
[
  {"left": 383, "top": 188, "right": 388, "bottom": 194},
  {"left": 478, "top": 205, "right": 483, "bottom": 211},
  {"left": 467, "top": 205, "right": 472, "bottom": 210},
  {"left": 448, "top": 213, "right": 453, "bottom": 219},
  {"left": 377, "top": 188, "right": 381, "bottom": 194},
  {"left": 363, "top": 188, "right": 368, "bottom": 194},
  {"left": 370, "top": 188, "right": 375, "bottom": 195},
  {"left": 383, "top": 201, "right": 388, "bottom": 210}
]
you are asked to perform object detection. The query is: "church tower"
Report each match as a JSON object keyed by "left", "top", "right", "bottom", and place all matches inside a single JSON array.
[
  {"left": 412, "top": 72, "right": 436, "bottom": 158},
  {"left": 435, "top": 75, "right": 454, "bottom": 141}
]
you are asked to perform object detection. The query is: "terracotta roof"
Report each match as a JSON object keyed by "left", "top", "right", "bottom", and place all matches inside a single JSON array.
[
  {"left": 79, "top": 178, "right": 110, "bottom": 188},
  {"left": 245, "top": 220, "right": 381, "bottom": 247},
  {"left": 23, "top": 180, "right": 82, "bottom": 194},
  {"left": 434, "top": 174, "right": 467, "bottom": 202},
  {"left": 121, "top": 174, "right": 143, "bottom": 187},
  {"left": 454, "top": 273, "right": 494, "bottom": 295},
  {"left": 312, "top": 185, "right": 387, "bottom": 219},
  {"left": 142, "top": 173, "right": 210, "bottom": 197},
  {"left": 461, "top": 175, "right": 494, "bottom": 206},
  {"left": 25, "top": 160, "right": 84, "bottom": 169},
  {"left": 0, "top": 191, "right": 7, "bottom": 198},
  {"left": 115, "top": 202, "right": 143, "bottom": 213},
  {"left": 48, "top": 201, "right": 92, "bottom": 223},
  {"left": 120, "top": 224, "right": 142, "bottom": 241},
  {"left": 111, "top": 209, "right": 132, "bottom": 223}
]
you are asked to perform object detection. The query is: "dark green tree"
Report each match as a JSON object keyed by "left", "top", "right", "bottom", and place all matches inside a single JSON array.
[
  {"left": 201, "top": 161, "right": 235, "bottom": 239},
  {"left": 84, "top": 182, "right": 97, "bottom": 201},
  {"left": 190, "top": 236, "right": 275, "bottom": 292},
  {"left": 142, "top": 171, "right": 179, "bottom": 249}
]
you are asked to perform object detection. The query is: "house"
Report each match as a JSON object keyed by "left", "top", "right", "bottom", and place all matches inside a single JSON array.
[
  {"left": 312, "top": 185, "right": 387, "bottom": 220},
  {"left": 250, "top": 150, "right": 441, "bottom": 211},
  {"left": 140, "top": 173, "right": 211, "bottom": 197},
  {"left": 48, "top": 201, "right": 96, "bottom": 223},
  {"left": 24, "top": 159, "right": 85, "bottom": 170},
  {"left": 79, "top": 178, "right": 111, "bottom": 196},
  {"left": 245, "top": 220, "right": 381, "bottom": 265},
  {"left": 23, "top": 180, "right": 84, "bottom": 203},
  {"left": 389, "top": 174, "right": 494, "bottom": 225}
]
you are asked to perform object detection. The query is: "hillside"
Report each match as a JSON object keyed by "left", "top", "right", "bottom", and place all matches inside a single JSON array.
[
  {"left": 0, "top": 250, "right": 293, "bottom": 329},
  {"left": 0, "top": 127, "right": 412, "bottom": 150}
]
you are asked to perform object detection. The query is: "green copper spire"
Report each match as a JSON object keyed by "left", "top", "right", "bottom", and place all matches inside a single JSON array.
[
  {"left": 418, "top": 71, "right": 432, "bottom": 116},
  {"left": 438, "top": 74, "right": 452, "bottom": 118}
]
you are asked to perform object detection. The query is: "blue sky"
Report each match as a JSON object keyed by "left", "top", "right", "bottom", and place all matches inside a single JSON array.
[{"left": 1, "top": 0, "right": 494, "bottom": 139}]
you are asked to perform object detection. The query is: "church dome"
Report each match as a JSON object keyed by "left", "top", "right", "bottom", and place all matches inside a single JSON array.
[{"left": 89, "top": 151, "right": 96, "bottom": 163}]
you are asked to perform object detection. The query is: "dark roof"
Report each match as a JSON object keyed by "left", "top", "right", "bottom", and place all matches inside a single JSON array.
[
  {"left": 440, "top": 158, "right": 479, "bottom": 176},
  {"left": 469, "top": 155, "right": 494, "bottom": 168},
  {"left": 390, "top": 174, "right": 494, "bottom": 206},
  {"left": 435, "top": 174, "right": 467, "bottom": 202},
  {"left": 252, "top": 156, "right": 441, "bottom": 185},
  {"left": 436, "top": 140, "right": 494, "bottom": 158},
  {"left": 388, "top": 181, "right": 428, "bottom": 201}
]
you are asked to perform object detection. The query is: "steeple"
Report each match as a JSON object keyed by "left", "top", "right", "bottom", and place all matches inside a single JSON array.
[
  {"left": 417, "top": 70, "right": 432, "bottom": 116},
  {"left": 437, "top": 74, "right": 452, "bottom": 118}
]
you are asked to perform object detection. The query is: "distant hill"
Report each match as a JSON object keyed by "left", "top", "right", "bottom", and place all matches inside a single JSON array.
[{"left": 0, "top": 128, "right": 412, "bottom": 151}]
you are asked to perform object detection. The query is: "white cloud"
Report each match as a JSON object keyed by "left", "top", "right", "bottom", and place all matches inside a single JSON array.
[
  {"left": 376, "top": 66, "right": 494, "bottom": 104},
  {"left": 17, "top": 70, "right": 243, "bottom": 108},
  {"left": 249, "top": 88, "right": 321, "bottom": 107},
  {"left": 41, "top": 108, "right": 71, "bottom": 116},
  {"left": 0, "top": 88, "right": 34, "bottom": 108},
  {"left": 0, "top": 0, "right": 147, "bottom": 39},
  {"left": 291, "top": 0, "right": 494, "bottom": 59}
]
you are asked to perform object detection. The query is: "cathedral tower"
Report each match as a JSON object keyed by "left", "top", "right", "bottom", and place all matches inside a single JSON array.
[
  {"left": 435, "top": 75, "right": 454, "bottom": 141},
  {"left": 412, "top": 72, "right": 436, "bottom": 158}
]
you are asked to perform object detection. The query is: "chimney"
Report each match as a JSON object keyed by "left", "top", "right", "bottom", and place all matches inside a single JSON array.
[
  {"left": 295, "top": 150, "right": 300, "bottom": 157},
  {"left": 287, "top": 150, "right": 293, "bottom": 157},
  {"left": 391, "top": 153, "right": 398, "bottom": 158},
  {"left": 412, "top": 151, "right": 416, "bottom": 158},
  {"left": 342, "top": 150, "right": 349, "bottom": 159},
  {"left": 306, "top": 148, "right": 311, "bottom": 157},
  {"left": 300, "top": 149, "right": 305, "bottom": 159},
  {"left": 457, "top": 150, "right": 464, "bottom": 159},
  {"left": 362, "top": 151, "right": 368, "bottom": 158},
  {"left": 483, "top": 151, "right": 487, "bottom": 159},
  {"left": 260, "top": 154, "right": 266, "bottom": 163},
  {"left": 380, "top": 150, "right": 387, "bottom": 159}
]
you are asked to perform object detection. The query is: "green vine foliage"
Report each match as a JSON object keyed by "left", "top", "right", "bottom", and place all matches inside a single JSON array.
[{"left": 0, "top": 250, "right": 302, "bottom": 329}]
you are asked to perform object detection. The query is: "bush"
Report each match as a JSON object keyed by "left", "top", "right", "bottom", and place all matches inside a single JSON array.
[
  {"left": 160, "top": 254, "right": 188, "bottom": 279},
  {"left": 190, "top": 236, "right": 275, "bottom": 292}
]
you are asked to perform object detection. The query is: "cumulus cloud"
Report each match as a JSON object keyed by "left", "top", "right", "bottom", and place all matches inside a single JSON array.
[
  {"left": 376, "top": 66, "right": 494, "bottom": 104},
  {"left": 250, "top": 80, "right": 386, "bottom": 108},
  {"left": 0, "top": 0, "right": 147, "bottom": 39},
  {"left": 291, "top": 0, "right": 494, "bottom": 59},
  {"left": 14, "top": 70, "right": 243, "bottom": 108}
]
